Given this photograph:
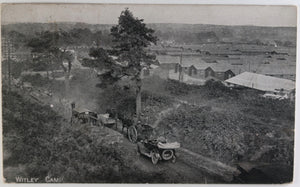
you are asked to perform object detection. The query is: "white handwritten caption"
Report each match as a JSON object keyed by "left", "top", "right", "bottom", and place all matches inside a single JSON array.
[{"left": 15, "top": 176, "right": 64, "bottom": 183}]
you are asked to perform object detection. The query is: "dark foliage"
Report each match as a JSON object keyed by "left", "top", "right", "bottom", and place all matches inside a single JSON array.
[
  {"left": 27, "top": 30, "right": 75, "bottom": 72},
  {"left": 164, "top": 79, "right": 200, "bottom": 95},
  {"left": 204, "top": 79, "right": 238, "bottom": 98},
  {"left": 2, "top": 59, "right": 28, "bottom": 79},
  {"left": 3, "top": 89, "right": 173, "bottom": 183},
  {"left": 84, "top": 9, "right": 158, "bottom": 89},
  {"left": 21, "top": 74, "right": 51, "bottom": 87}
]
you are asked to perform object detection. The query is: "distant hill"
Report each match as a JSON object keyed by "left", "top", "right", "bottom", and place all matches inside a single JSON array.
[
  {"left": 2, "top": 22, "right": 113, "bottom": 37},
  {"left": 2, "top": 22, "right": 297, "bottom": 46},
  {"left": 148, "top": 23, "right": 296, "bottom": 45}
]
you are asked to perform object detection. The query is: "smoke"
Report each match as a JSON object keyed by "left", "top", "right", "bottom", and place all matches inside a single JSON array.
[{"left": 68, "top": 68, "right": 103, "bottom": 112}]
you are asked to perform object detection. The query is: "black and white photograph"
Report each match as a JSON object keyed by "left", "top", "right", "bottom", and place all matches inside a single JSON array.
[{"left": 0, "top": 2, "right": 298, "bottom": 184}]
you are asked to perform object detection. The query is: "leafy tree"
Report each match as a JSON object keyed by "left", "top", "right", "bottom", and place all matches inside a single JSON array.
[
  {"left": 93, "top": 31, "right": 103, "bottom": 47},
  {"left": 69, "top": 28, "right": 93, "bottom": 45},
  {"left": 84, "top": 8, "right": 157, "bottom": 123},
  {"left": 6, "top": 30, "right": 27, "bottom": 49},
  {"left": 27, "top": 30, "right": 75, "bottom": 95},
  {"left": 28, "top": 54, "right": 55, "bottom": 79}
]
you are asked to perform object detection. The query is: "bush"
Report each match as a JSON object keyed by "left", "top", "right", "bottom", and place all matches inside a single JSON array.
[
  {"left": 164, "top": 79, "right": 201, "bottom": 95},
  {"left": 204, "top": 79, "right": 238, "bottom": 98},
  {"left": 155, "top": 104, "right": 246, "bottom": 164}
]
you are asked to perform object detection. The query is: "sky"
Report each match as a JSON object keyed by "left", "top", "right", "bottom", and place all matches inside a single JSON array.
[{"left": 1, "top": 3, "right": 297, "bottom": 27}]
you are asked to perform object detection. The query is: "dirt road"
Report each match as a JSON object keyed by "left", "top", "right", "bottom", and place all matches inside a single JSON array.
[
  {"left": 27, "top": 87, "right": 236, "bottom": 183},
  {"left": 152, "top": 103, "right": 181, "bottom": 128},
  {"left": 100, "top": 123, "right": 238, "bottom": 183}
]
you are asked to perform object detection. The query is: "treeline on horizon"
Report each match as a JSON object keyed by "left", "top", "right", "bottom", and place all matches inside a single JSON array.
[{"left": 2, "top": 22, "right": 297, "bottom": 51}]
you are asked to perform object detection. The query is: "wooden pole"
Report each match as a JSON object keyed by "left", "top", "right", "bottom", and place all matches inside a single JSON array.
[
  {"left": 178, "top": 48, "right": 183, "bottom": 81},
  {"left": 135, "top": 71, "right": 142, "bottom": 125}
]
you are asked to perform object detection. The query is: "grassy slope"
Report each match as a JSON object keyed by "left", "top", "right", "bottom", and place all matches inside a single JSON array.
[{"left": 2, "top": 88, "right": 176, "bottom": 183}]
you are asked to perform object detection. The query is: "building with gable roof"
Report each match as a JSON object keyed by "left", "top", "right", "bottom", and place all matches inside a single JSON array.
[{"left": 174, "top": 59, "right": 235, "bottom": 81}]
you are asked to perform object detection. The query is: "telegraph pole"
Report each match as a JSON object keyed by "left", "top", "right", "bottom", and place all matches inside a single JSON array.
[
  {"left": 178, "top": 47, "right": 183, "bottom": 81},
  {"left": 8, "top": 41, "right": 11, "bottom": 91}
]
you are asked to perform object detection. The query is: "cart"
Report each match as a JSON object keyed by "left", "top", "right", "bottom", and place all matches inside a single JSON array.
[
  {"left": 71, "top": 103, "right": 98, "bottom": 126},
  {"left": 127, "top": 123, "right": 153, "bottom": 143},
  {"left": 98, "top": 113, "right": 117, "bottom": 127}
]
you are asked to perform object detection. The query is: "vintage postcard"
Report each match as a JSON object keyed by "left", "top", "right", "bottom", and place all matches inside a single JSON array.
[{"left": 0, "top": 3, "right": 297, "bottom": 184}]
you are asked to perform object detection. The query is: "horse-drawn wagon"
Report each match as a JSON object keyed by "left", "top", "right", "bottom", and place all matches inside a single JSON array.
[
  {"left": 104, "top": 110, "right": 154, "bottom": 143},
  {"left": 71, "top": 102, "right": 116, "bottom": 126},
  {"left": 71, "top": 106, "right": 98, "bottom": 126},
  {"left": 98, "top": 113, "right": 117, "bottom": 127},
  {"left": 70, "top": 103, "right": 180, "bottom": 165}
]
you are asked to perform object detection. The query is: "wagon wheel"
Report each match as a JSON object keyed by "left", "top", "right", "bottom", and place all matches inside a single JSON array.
[
  {"left": 128, "top": 126, "right": 138, "bottom": 143},
  {"left": 161, "top": 149, "right": 174, "bottom": 160},
  {"left": 151, "top": 150, "right": 160, "bottom": 165}
]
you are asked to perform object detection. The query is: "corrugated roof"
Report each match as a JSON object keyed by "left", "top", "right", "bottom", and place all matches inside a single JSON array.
[
  {"left": 191, "top": 61, "right": 233, "bottom": 72},
  {"left": 182, "top": 57, "right": 207, "bottom": 67},
  {"left": 180, "top": 61, "right": 234, "bottom": 73},
  {"left": 191, "top": 63, "right": 211, "bottom": 70},
  {"left": 225, "top": 72, "right": 295, "bottom": 92},
  {"left": 73, "top": 107, "right": 93, "bottom": 113}
]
